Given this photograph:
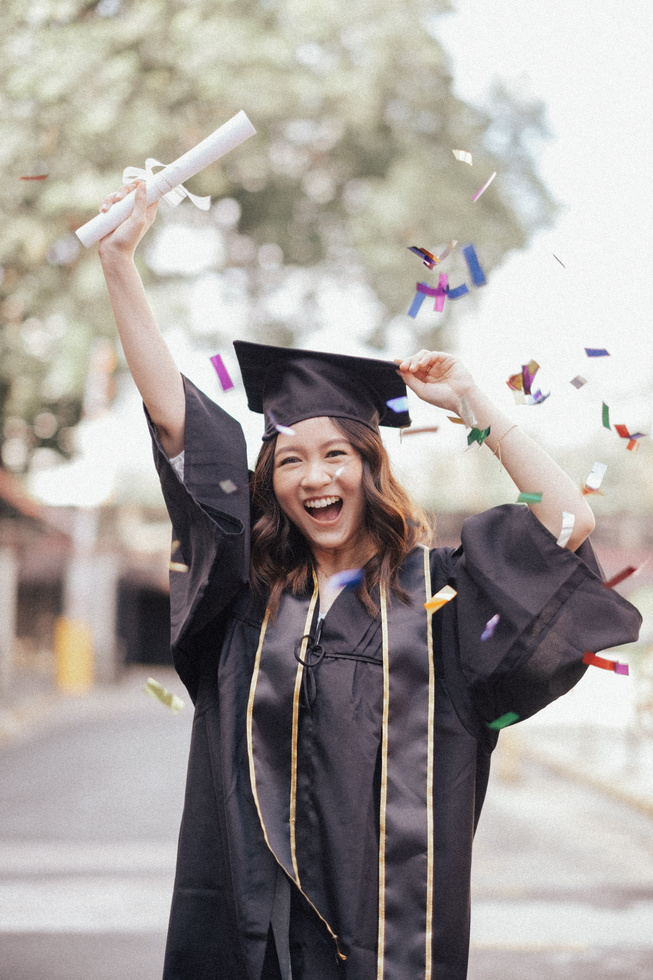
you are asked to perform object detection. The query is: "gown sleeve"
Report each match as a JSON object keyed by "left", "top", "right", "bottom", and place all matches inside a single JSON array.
[
  {"left": 146, "top": 376, "right": 251, "bottom": 695},
  {"left": 448, "top": 503, "right": 642, "bottom": 727}
]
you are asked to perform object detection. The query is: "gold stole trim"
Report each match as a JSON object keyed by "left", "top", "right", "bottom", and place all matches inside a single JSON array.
[
  {"left": 247, "top": 584, "right": 346, "bottom": 960},
  {"left": 422, "top": 544, "right": 434, "bottom": 980},
  {"left": 376, "top": 582, "right": 390, "bottom": 980}
]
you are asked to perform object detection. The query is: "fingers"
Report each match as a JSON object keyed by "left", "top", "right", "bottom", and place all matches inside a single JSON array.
[
  {"left": 394, "top": 350, "right": 442, "bottom": 374},
  {"left": 98, "top": 180, "right": 142, "bottom": 214}
]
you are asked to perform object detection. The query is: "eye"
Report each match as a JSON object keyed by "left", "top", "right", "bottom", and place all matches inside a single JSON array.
[
  {"left": 326, "top": 449, "right": 347, "bottom": 458},
  {"left": 276, "top": 455, "right": 300, "bottom": 466}
]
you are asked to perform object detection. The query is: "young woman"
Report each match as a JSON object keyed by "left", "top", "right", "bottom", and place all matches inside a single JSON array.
[{"left": 98, "top": 181, "right": 641, "bottom": 980}]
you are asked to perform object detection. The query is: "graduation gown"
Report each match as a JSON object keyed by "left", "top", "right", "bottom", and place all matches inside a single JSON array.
[{"left": 149, "top": 378, "right": 641, "bottom": 980}]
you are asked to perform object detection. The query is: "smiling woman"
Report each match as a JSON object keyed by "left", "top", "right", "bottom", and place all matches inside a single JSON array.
[{"left": 96, "top": 179, "right": 641, "bottom": 980}]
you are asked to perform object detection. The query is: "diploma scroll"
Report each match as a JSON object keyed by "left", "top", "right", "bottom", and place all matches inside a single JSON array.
[{"left": 75, "top": 110, "right": 256, "bottom": 247}]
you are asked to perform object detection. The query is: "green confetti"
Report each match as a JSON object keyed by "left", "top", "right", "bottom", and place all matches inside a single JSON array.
[
  {"left": 144, "top": 678, "right": 185, "bottom": 714},
  {"left": 517, "top": 491, "right": 543, "bottom": 504},
  {"left": 487, "top": 711, "right": 520, "bottom": 730},
  {"left": 467, "top": 425, "right": 491, "bottom": 447},
  {"left": 602, "top": 402, "right": 610, "bottom": 429}
]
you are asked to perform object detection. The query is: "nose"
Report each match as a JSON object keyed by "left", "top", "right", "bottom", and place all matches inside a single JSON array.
[{"left": 301, "top": 457, "right": 331, "bottom": 490}]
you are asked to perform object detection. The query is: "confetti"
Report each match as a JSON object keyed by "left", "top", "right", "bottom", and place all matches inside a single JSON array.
[
  {"left": 602, "top": 402, "right": 610, "bottom": 429},
  {"left": 614, "top": 424, "right": 646, "bottom": 441},
  {"left": 219, "top": 479, "right": 239, "bottom": 494},
  {"left": 458, "top": 394, "right": 477, "bottom": 428},
  {"left": 487, "top": 711, "right": 519, "bottom": 730},
  {"left": 603, "top": 566, "right": 637, "bottom": 589},
  {"left": 408, "top": 246, "right": 437, "bottom": 268},
  {"left": 437, "top": 240, "right": 458, "bottom": 262},
  {"left": 209, "top": 353, "right": 234, "bottom": 391},
  {"left": 467, "top": 425, "right": 491, "bottom": 447},
  {"left": 20, "top": 173, "right": 48, "bottom": 181},
  {"left": 400, "top": 426, "right": 439, "bottom": 440},
  {"left": 481, "top": 614, "right": 500, "bottom": 641},
  {"left": 570, "top": 375, "right": 587, "bottom": 389},
  {"left": 329, "top": 567, "right": 364, "bottom": 589},
  {"left": 517, "top": 491, "right": 543, "bottom": 504},
  {"left": 386, "top": 395, "right": 409, "bottom": 413},
  {"left": 553, "top": 254, "right": 565, "bottom": 267},
  {"left": 169, "top": 561, "right": 189, "bottom": 572},
  {"left": 407, "top": 291, "right": 426, "bottom": 318},
  {"left": 585, "top": 348, "right": 610, "bottom": 357},
  {"left": 447, "top": 416, "right": 465, "bottom": 425},
  {"left": 507, "top": 360, "right": 539, "bottom": 392},
  {"left": 472, "top": 170, "right": 497, "bottom": 202},
  {"left": 582, "top": 652, "right": 629, "bottom": 676},
  {"left": 424, "top": 585, "right": 457, "bottom": 613},
  {"left": 268, "top": 411, "right": 296, "bottom": 436},
  {"left": 171, "top": 539, "right": 180, "bottom": 552},
  {"left": 462, "top": 243, "right": 487, "bottom": 286},
  {"left": 583, "top": 462, "right": 607, "bottom": 493},
  {"left": 556, "top": 511, "right": 575, "bottom": 548},
  {"left": 434, "top": 273, "right": 448, "bottom": 312},
  {"left": 144, "top": 677, "right": 185, "bottom": 713},
  {"left": 452, "top": 149, "right": 473, "bottom": 165},
  {"left": 445, "top": 283, "right": 469, "bottom": 299},
  {"left": 526, "top": 390, "right": 550, "bottom": 406}
]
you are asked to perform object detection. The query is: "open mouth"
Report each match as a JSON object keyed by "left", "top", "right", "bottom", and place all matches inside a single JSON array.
[{"left": 304, "top": 496, "right": 343, "bottom": 524}]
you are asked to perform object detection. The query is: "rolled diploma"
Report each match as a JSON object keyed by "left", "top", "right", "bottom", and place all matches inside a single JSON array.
[{"left": 75, "top": 110, "right": 256, "bottom": 247}]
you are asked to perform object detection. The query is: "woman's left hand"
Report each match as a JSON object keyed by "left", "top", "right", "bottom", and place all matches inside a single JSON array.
[{"left": 395, "top": 350, "right": 476, "bottom": 414}]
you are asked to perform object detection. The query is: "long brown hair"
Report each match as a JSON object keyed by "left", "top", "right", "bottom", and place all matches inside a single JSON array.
[{"left": 249, "top": 417, "right": 434, "bottom": 618}]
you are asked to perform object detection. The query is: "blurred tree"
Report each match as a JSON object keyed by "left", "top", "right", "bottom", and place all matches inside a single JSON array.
[{"left": 0, "top": 0, "right": 555, "bottom": 471}]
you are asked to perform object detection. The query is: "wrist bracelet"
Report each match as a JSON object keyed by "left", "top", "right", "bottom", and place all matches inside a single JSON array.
[{"left": 493, "top": 423, "right": 518, "bottom": 467}]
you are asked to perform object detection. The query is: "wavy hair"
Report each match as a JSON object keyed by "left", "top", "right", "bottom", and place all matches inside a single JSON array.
[{"left": 249, "top": 417, "right": 434, "bottom": 618}]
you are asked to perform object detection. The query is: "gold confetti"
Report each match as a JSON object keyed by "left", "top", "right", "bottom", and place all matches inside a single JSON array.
[
  {"left": 169, "top": 561, "right": 189, "bottom": 573},
  {"left": 424, "top": 585, "right": 457, "bottom": 612},
  {"left": 144, "top": 677, "right": 185, "bottom": 713}
]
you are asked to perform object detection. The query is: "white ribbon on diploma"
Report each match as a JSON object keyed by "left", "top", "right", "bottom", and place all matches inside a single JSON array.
[
  {"left": 122, "top": 159, "right": 211, "bottom": 211},
  {"left": 75, "top": 110, "right": 256, "bottom": 248}
]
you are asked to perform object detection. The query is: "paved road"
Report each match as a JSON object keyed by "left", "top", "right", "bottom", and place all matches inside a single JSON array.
[{"left": 0, "top": 669, "right": 652, "bottom": 979}]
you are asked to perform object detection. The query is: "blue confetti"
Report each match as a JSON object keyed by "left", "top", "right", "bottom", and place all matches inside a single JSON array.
[{"left": 386, "top": 396, "right": 409, "bottom": 414}]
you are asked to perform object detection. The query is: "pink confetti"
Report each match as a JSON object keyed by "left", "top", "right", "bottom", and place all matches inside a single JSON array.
[
  {"left": 472, "top": 171, "right": 497, "bottom": 202},
  {"left": 210, "top": 354, "right": 234, "bottom": 391}
]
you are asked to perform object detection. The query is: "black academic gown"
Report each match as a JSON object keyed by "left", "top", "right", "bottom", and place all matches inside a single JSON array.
[{"left": 149, "top": 378, "right": 641, "bottom": 980}]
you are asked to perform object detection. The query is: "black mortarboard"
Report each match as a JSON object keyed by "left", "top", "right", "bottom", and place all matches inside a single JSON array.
[{"left": 233, "top": 340, "right": 411, "bottom": 440}]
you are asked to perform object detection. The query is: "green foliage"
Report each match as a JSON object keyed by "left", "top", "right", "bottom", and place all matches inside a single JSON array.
[{"left": 0, "top": 0, "right": 555, "bottom": 471}]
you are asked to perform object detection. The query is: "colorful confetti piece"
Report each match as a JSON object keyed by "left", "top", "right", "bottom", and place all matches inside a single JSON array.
[
  {"left": 585, "top": 348, "right": 610, "bottom": 357},
  {"left": 452, "top": 149, "right": 473, "bottom": 165},
  {"left": 399, "top": 426, "right": 439, "bottom": 440},
  {"left": 329, "top": 567, "right": 365, "bottom": 590},
  {"left": 517, "top": 491, "right": 543, "bottom": 504},
  {"left": 209, "top": 353, "right": 234, "bottom": 391},
  {"left": 472, "top": 171, "right": 497, "bottom": 202},
  {"left": 556, "top": 511, "right": 575, "bottom": 548},
  {"left": 467, "top": 425, "right": 491, "bottom": 447},
  {"left": 462, "top": 243, "right": 487, "bottom": 286},
  {"left": 20, "top": 173, "right": 48, "bottom": 181},
  {"left": 570, "top": 375, "right": 587, "bottom": 389},
  {"left": 553, "top": 254, "right": 565, "bottom": 267},
  {"left": 602, "top": 402, "right": 610, "bottom": 429},
  {"left": 169, "top": 561, "right": 189, "bottom": 572},
  {"left": 407, "top": 291, "right": 426, "bottom": 318},
  {"left": 144, "top": 677, "right": 185, "bottom": 713},
  {"left": 446, "top": 283, "right": 469, "bottom": 299},
  {"left": 487, "top": 711, "right": 519, "bottom": 730},
  {"left": 582, "top": 652, "right": 629, "bottom": 676},
  {"left": 386, "top": 395, "right": 410, "bottom": 413},
  {"left": 447, "top": 416, "right": 466, "bottom": 425},
  {"left": 481, "top": 614, "right": 500, "bottom": 641},
  {"left": 219, "top": 479, "right": 239, "bottom": 494},
  {"left": 424, "top": 585, "right": 457, "bottom": 613},
  {"left": 583, "top": 462, "right": 607, "bottom": 493},
  {"left": 268, "top": 411, "right": 296, "bottom": 437},
  {"left": 408, "top": 246, "right": 437, "bottom": 268},
  {"left": 603, "top": 566, "right": 637, "bottom": 590}
]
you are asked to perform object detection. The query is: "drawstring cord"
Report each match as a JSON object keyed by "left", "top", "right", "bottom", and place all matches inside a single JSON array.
[{"left": 294, "top": 618, "right": 325, "bottom": 710}]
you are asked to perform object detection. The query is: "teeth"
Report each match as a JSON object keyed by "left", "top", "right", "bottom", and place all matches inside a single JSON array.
[{"left": 305, "top": 496, "right": 341, "bottom": 509}]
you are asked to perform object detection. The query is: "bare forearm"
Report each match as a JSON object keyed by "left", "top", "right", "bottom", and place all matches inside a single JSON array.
[
  {"left": 463, "top": 386, "right": 595, "bottom": 550},
  {"left": 101, "top": 252, "right": 185, "bottom": 457}
]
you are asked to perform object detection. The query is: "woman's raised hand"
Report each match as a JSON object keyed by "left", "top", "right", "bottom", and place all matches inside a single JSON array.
[
  {"left": 97, "top": 180, "right": 159, "bottom": 261},
  {"left": 395, "top": 350, "right": 476, "bottom": 414}
]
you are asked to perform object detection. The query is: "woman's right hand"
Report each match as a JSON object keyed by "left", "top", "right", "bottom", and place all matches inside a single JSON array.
[{"left": 97, "top": 180, "right": 159, "bottom": 262}]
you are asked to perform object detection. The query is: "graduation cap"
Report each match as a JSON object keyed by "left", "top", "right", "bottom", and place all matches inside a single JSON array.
[{"left": 233, "top": 340, "right": 411, "bottom": 440}]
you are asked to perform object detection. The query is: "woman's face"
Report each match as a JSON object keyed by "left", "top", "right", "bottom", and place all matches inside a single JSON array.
[{"left": 272, "top": 416, "right": 371, "bottom": 565}]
